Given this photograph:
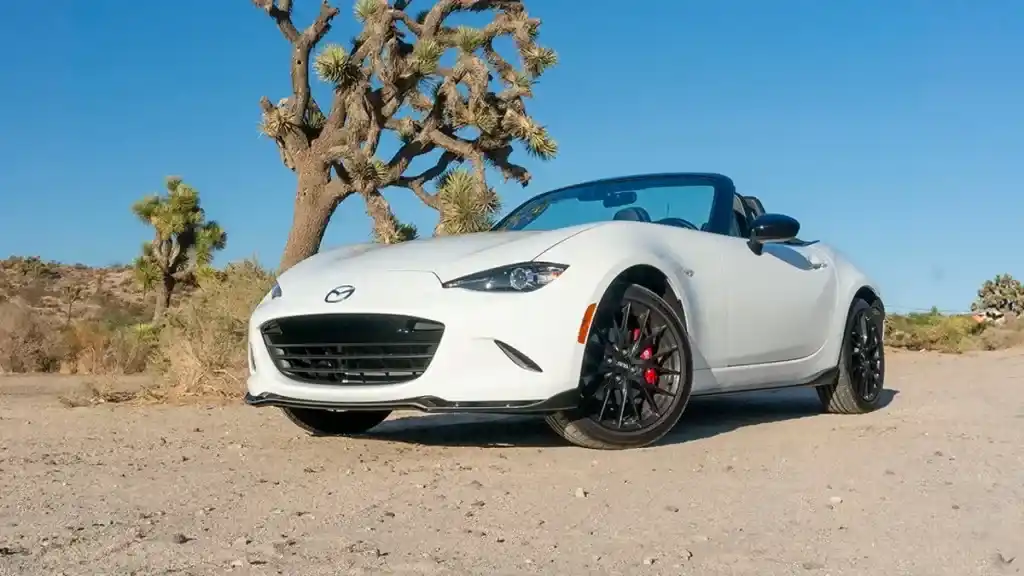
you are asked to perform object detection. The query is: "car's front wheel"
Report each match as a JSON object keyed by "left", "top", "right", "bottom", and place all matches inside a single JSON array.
[
  {"left": 280, "top": 407, "right": 392, "bottom": 436},
  {"left": 816, "top": 296, "right": 886, "bottom": 414},
  {"left": 546, "top": 283, "right": 693, "bottom": 450}
]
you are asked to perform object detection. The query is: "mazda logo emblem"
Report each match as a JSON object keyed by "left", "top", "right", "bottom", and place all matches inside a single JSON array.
[{"left": 324, "top": 285, "right": 355, "bottom": 303}]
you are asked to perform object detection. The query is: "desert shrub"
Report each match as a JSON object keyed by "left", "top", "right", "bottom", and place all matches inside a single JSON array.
[
  {"left": 885, "top": 308, "right": 1024, "bottom": 353},
  {"left": 91, "top": 289, "right": 152, "bottom": 328},
  {"left": 0, "top": 303, "right": 62, "bottom": 372},
  {"left": 884, "top": 310, "right": 987, "bottom": 353},
  {"left": 3, "top": 256, "right": 60, "bottom": 280},
  {"left": 148, "top": 258, "right": 274, "bottom": 398},
  {"left": 971, "top": 317, "right": 1024, "bottom": 351},
  {"left": 61, "top": 320, "right": 157, "bottom": 374}
]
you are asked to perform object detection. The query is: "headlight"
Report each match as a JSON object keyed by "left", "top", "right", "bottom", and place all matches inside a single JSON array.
[
  {"left": 442, "top": 262, "right": 568, "bottom": 292},
  {"left": 262, "top": 282, "right": 282, "bottom": 303}
]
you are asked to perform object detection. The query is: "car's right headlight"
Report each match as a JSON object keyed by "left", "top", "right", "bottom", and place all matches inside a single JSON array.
[{"left": 441, "top": 262, "right": 568, "bottom": 293}]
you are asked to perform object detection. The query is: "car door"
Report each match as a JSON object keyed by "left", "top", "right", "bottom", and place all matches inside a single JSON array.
[{"left": 719, "top": 208, "right": 839, "bottom": 367}]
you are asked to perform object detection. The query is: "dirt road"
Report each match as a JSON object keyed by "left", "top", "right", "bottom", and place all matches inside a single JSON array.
[{"left": 1, "top": 350, "right": 1022, "bottom": 575}]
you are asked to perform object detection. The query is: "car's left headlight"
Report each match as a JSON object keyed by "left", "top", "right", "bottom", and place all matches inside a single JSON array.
[
  {"left": 261, "top": 282, "right": 283, "bottom": 304},
  {"left": 442, "top": 262, "right": 568, "bottom": 293}
]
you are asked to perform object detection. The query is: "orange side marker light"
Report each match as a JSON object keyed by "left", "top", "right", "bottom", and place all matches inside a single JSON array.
[{"left": 577, "top": 303, "right": 597, "bottom": 344}]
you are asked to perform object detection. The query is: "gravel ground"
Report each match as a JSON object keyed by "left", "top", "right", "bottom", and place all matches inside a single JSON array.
[{"left": 1, "top": 349, "right": 1022, "bottom": 576}]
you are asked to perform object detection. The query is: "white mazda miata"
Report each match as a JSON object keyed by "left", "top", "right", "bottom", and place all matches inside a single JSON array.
[{"left": 245, "top": 173, "right": 886, "bottom": 449}]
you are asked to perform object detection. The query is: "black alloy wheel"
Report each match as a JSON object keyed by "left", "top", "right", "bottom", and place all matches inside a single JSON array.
[
  {"left": 816, "top": 297, "right": 887, "bottom": 414},
  {"left": 849, "top": 306, "right": 884, "bottom": 402},
  {"left": 546, "top": 283, "right": 693, "bottom": 449}
]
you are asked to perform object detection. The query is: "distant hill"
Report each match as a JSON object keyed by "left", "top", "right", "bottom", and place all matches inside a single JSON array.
[{"left": 0, "top": 256, "right": 193, "bottom": 328}]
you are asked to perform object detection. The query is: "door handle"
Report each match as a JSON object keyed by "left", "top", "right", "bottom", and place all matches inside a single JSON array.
[{"left": 810, "top": 260, "right": 828, "bottom": 270}]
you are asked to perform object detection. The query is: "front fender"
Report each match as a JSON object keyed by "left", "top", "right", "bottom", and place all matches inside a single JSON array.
[{"left": 537, "top": 238, "right": 709, "bottom": 371}]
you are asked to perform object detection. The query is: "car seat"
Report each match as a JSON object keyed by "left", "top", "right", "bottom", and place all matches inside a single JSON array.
[{"left": 612, "top": 207, "right": 651, "bottom": 222}]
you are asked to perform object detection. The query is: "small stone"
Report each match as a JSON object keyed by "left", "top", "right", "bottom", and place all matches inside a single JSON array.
[
  {"left": 828, "top": 496, "right": 843, "bottom": 505},
  {"left": 229, "top": 559, "right": 244, "bottom": 568},
  {"left": 574, "top": 488, "right": 588, "bottom": 498},
  {"left": 643, "top": 556, "right": 657, "bottom": 565},
  {"left": 664, "top": 505, "right": 680, "bottom": 513},
  {"left": 993, "top": 552, "right": 1015, "bottom": 565},
  {"left": 232, "top": 536, "right": 250, "bottom": 548},
  {"left": 171, "top": 533, "right": 193, "bottom": 544}
]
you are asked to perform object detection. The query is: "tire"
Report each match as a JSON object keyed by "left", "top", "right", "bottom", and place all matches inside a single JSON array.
[
  {"left": 280, "top": 407, "right": 392, "bottom": 436},
  {"left": 545, "top": 283, "right": 693, "bottom": 449},
  {"left": 816, "top": 297, "right": 886, "bottom": 414}
]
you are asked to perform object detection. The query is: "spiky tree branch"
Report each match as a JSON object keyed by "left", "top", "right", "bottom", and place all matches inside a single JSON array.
[{"left": 252, "top": 0, "right": 557, "bottom": 267}]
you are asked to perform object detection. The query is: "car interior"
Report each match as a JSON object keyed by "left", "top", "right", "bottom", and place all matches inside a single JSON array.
[{"left": 613, "top": 207, "right": 701, "bottom": 231}]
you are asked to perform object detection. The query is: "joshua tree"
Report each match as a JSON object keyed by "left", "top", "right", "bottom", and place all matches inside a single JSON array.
[
  {"left": 251, "top": 0, "right": 558, "bottom": 270},
  {"left": 131, "top": 177, "right": 227, "bottom": 321},
  {"left": 972, "top": 273, "right": 1024, "bottom": 316}
]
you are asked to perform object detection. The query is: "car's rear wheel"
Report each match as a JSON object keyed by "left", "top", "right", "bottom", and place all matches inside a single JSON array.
[
  {"left": 816, "top": 297, "right": 886, "bottom": 414},
  {"left": 545, "top": 283, "right": 693, "bottom": 450},
  {"left": 280, "top": 407, "right": 392, "bottom": 436}
]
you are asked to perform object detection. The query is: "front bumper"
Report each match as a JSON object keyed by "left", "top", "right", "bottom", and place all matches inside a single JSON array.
[
  {"left": 243, "top": 389, "right": 581, "bottom": 414},
  {"left": 245, "top": 270, "right": 595, "bottom": 413}
]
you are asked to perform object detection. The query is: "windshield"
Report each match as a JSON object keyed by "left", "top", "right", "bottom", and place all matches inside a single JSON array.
[{"left": 493, "top": 174, "right": 717, "bottom": 232}]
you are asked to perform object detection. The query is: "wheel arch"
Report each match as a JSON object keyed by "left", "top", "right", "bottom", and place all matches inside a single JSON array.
[
  {"left": 610, "top": 264, "right": 689, "bottom": 327},
  {"left": 824, "top": 283, "right": 885, "bottom": 367},
  {"left": 852, "top": 285, "right": 884, "bottom": 314}
]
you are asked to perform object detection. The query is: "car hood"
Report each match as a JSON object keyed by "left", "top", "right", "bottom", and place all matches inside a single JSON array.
[{"left": 284, "top": 223, "right": 599, "bottom": 284}]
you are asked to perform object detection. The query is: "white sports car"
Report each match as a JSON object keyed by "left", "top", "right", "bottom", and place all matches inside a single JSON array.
[{"left": 245, "top": 173, "right": 886, "bottom": 450}]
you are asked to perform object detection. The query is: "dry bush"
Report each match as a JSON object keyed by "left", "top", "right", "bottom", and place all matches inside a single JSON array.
[
  {"left": 148, "top": 258, "right": 274, "bottom": 399},
  {"left": 0, "top": 302, "right": 62, "bottom": 373},
  {"left": 885, "top": 310, "right": 1023, "bottom": 353},
  {"left": 971, "top": 316, "right": 1024, "bottom": 351},
  {"left": 61, "top": 321, "right": 157, "bottom": 374},
  {"left": 885, "top": 311, "right": 987, "bottom": 353}
]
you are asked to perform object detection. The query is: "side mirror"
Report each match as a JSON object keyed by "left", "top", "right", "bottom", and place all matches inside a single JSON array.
[{"left": 748, "top": 213, "right": 799, "bottom": 255}]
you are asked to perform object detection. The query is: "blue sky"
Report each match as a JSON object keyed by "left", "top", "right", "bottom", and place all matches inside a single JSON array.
[{"left": 1, "top": 1, "right": 1021, "bottom": 313}]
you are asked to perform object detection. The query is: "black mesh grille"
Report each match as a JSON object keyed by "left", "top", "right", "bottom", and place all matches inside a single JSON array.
[{"left": 261, "top": 314, "right": 444, "bottom": 385}]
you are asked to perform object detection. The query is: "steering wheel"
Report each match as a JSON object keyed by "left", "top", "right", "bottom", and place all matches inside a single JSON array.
[{"left": 654, "top": 217, "right": 698, "bottom": 231}]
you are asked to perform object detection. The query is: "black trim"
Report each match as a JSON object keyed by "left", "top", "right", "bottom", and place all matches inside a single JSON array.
[
  {"left": 244, "top": 388, "right": 580, "bottom": 414},
  {"left": 493, "top": 339, "right": 543, "bottom": 372},
  {"left": 691, "top": 366, "right": 839, "bottom": 398}
]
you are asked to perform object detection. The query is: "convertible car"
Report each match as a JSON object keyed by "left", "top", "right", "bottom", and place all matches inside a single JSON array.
[{"left": 245, "top": 173, "right": 886, "bottom": 450}]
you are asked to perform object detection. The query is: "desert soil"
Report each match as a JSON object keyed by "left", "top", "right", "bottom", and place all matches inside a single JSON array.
[{"left": 1, "top": 350, "right": 1022, "bottom": 576}]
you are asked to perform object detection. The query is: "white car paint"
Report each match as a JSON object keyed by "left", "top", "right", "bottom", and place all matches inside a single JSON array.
[{"left": 246, "top": 219, "right": 881, "bottom": 407}]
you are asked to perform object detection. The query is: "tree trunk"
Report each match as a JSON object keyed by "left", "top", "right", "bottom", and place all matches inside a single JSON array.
[
  {"left": 279, "top": 168, "right": 337, "bottom": 272},
  {"left": 153, "top": 274, "right": 175, "bottom": 323}
]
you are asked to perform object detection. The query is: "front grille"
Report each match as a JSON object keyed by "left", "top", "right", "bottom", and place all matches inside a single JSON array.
[{"left": 261, "top": 314, "right": 444, "bottom": 385}]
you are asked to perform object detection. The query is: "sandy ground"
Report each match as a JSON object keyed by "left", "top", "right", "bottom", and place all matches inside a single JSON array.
[{"left": 1, "top": 350, "right": 1022, "bottom": 576}]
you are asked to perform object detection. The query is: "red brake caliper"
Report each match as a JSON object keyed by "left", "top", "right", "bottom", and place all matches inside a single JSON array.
[{"left": 632, "top": 328, "right": 658, "bottom": 385}]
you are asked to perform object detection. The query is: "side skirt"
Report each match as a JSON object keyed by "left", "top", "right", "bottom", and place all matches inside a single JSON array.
[{"left": 691, "top": 366, "right": 838, "bottom": 398}]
